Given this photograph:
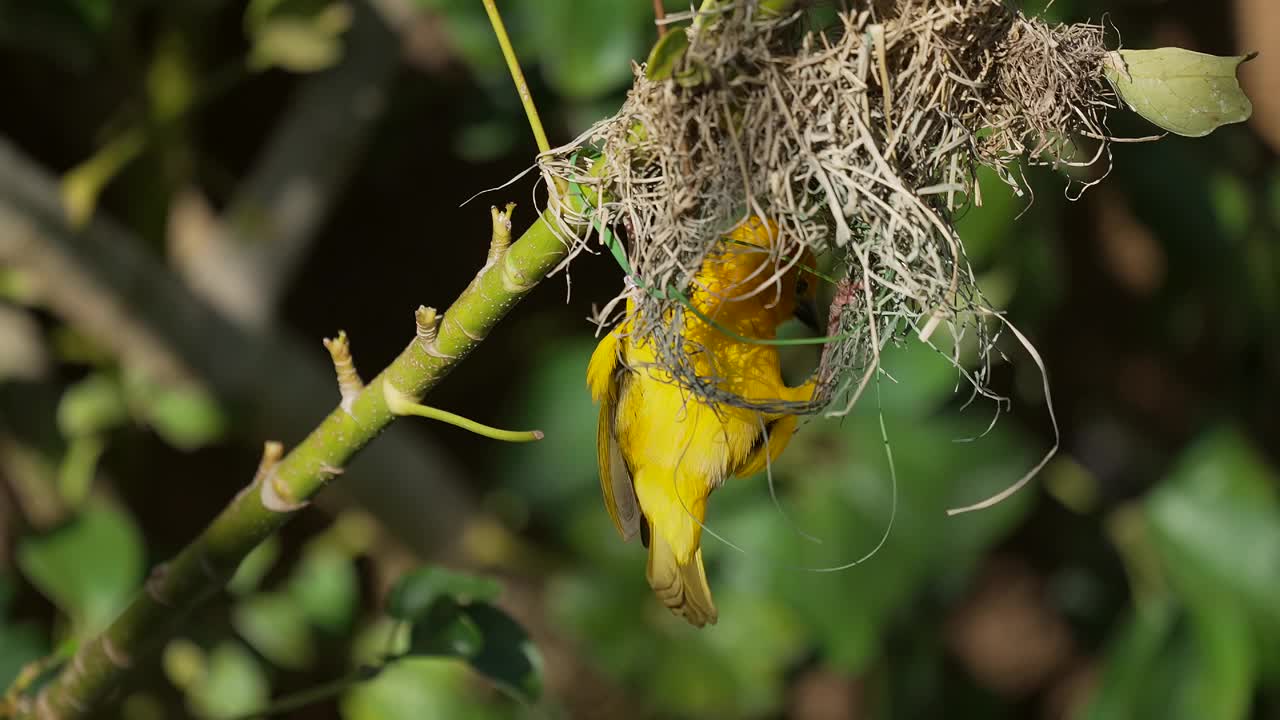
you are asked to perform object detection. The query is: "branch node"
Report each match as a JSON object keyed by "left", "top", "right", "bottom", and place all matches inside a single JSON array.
[
  {"left": 414, "top": 305, "right": 438, "bottom": 343},
  {"left": 323, "top": 330, "right": 364, "bottom": 414},
  {"left": 500, "top": 249, "right": 537, "bottom": 293},
  {"left": 416, "top": 305, "right": 457, "bottom": 359},
  {"left": 382, "top": 381, "right": 419, "bottom": 417},
  {"left": 35, "top": 690, "right": 60, "bottom": 719},
  {"left": 254, "top": 441, "right": 308, "bottom": 513},
  {"left": 70, "top": 650, "right": 86, "bottom": 680},
  {"left": 488, "top": 203, "right": 515, "bottom": 261},
  {"left": 197, "top": 550, "right": 220, "bottom": 582},
  {"left": 255, "top": 441, "right": 285, "bottom": 480},
  {"left": 260, "top": 469, "right": 309, "bottom": 513},
  {"left": 145, "top": 563, "right": 174, "bottom": 606},
  {"left": 100, "top": 636, "right": 132, "bottom": 669},
  {"left": 447, "top": 312, "right": 486, "bottom": 342}
]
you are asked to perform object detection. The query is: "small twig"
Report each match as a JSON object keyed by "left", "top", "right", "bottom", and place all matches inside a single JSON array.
[
  {"left": 228, "top": 663, "right": 386, "bottom": 720},
  {"left": 414, "top": 305, "right": 440, "bottom": 347},
  {"left": 653, "top": 0, "right": 668, "bottom": 37},
  {"left": 487, "top": 203, "right": 516, "bottom": 265},
  {"left": 322, "top": 330, "right": 364, "bottom": 413},
  {"left": 481, "top": 0, "right": 551, "bottom": 156},
  {"left": 383, "top": 383, "right": 543, "bottom": 443},
  {"left": 254, "top": 441, "right": 307, "bottom": 513}
]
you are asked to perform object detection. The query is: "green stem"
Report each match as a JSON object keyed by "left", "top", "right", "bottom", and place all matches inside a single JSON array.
[
  {"left": 400, "top": 405, "right": 542, "bottom": 443},
  {"left": 387, "top": 391, "right": 543, "bottom": 443},
  {"left": 481, "top": 0, "right": 551, "bottom": 156},
  {"left": 12, "top": 209, "right": 572, "bottom": 720},
  {"left": 228, "top": 664, "right": 385, "bottom": 720}
]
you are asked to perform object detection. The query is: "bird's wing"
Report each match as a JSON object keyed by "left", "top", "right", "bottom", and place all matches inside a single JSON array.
[
  {"left": 733, "top": 414, "right": 798, "bottom": 479},
  {"left": 588, "top": 331, "right": 642, "bottom": 541}
]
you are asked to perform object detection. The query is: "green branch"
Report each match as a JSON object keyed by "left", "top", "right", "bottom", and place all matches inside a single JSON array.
[{"left": 11, "top": 208, "right": 572, "bottom": 719}]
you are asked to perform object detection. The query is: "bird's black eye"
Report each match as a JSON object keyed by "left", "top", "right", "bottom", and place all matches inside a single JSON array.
[{"left": 796, "top": 277, "right": 810, "bottom": 296}]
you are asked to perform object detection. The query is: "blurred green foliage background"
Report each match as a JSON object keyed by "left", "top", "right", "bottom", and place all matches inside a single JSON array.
[{"left": 0, "top": 0, "right": 1277, "bottom": 718}]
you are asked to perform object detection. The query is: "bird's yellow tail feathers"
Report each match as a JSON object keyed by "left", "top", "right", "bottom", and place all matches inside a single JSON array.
[{"left": 646, "top": 522, "right": 718, "bottom": 627}]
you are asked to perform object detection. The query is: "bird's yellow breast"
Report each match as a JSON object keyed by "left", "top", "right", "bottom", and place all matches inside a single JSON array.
[
  {"left": 587, "top": 214, "right": 818, "bottom": 612},
  {"left": 612, "top": 324, "right": 786, "bottom": 562}
]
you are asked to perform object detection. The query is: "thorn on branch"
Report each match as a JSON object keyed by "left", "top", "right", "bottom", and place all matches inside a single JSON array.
[
  {"left": 323, "top": 330, "right": 364, "bottom": 413},
  {"left": 415, "top": 305, "right": 454, "bottom": 360},
  {"left": 100, "top": 636, "right": 131, "bottom": 669},
  {"left": 255, "top": 440, "right": 307, "bottom": 513},
  {"left": 415, "top": 306, "right": 438, "bottom": 344},
  {"left": 494, "top": 205, "right": 536, "bottom": 293},
  {"left": 486, "top": 202, "right": 516, "bottom": 268},
  {"left": 145, "top": 563, "right": 174, "bottom": 606},
  {"left": 382, "top": 382, "right": 543, "bottom": 443},
  {"left": 255, "top": 441, "right": 285, "bottom": 481}
]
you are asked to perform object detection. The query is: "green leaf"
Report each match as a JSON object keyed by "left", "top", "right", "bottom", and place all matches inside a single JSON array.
[
  {"left": 1082, "top": 600, "right": 1183, "bottom": 720},
  {"left": 185, "top": 642, "right": 270, "bottom": 720},
  {"left": 1145, "top": 428, "right": 1280, "bottom": 642},
  {"left": 232, "top": 591, "right": 315, "bottom": 670},
  {"left": 1143, "top": 428, "right": 1279, "bottom": 712},
  {"left": 147, "top": 31, "right": 195, "bottom": 122},
  {"left": 0, "top": 622, "right": 46, "bottom": 691},
  {"left": 759, "top": 0, "right": 797, "bottom": 16},
  {"left": 61, "top": 128, "right": 146, "bottom": 228},
  {"left": 1084, "top": 598, "right": 1251, "bottom": 720},
  {"left": 408, "top": 599, "right": 484, "bottom": 659},
  {"left": 340, "top": 656, "right": 509, "bottom": 720},
  {"left": 17, "top": 504, "right": 144, "bottom": 634},
  {"left": 462, "top": 603, "right": 542, "bottom": 702},
  {"left": 228, "top": 535, "right": 281, "bottom": 596},
  {"left": 1176, "top": 591, "right": 1253, "bottom": 720},
  {"left": 402, "top": 599, "right": 541, "bottom": 703},
  {"left": 645, "top": 27, "right": 689, "bottom": 81},
  {"left": 57, "top": 373, "right": 128, "bottom": 437},
  {"left": 123, "top": 376, "right": 227, "bottom": 450},
  {"left": 0, "top": 575, "right": 48, "bottom": 689},
  {"left": 1209, "top": 172, "right": 1251, "bottom": 240},
  {"left": 57, "top": 434, "right": 104, "bottom": 508},
  {"left": 287, "top": 543, "right": 359, "bottom": 633},
  {"left": 1103, "top": 48, "right": 1255, "bottom": 137},
  {"left": 248, "top": 7, "right": 351, "bottom": 74},
  {"left": 387, "top": 567, "right": 502, "bottom": 622},
  {"left": 163, "top": 638, "right": 208, "bottom": 691},
  {"left": 522, "top": 0, "right": 650, "bottom": 99}
]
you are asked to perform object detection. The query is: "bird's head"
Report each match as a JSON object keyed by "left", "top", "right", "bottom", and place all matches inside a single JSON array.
[{"left": 699, "top": 216, "right": 820, "bottom": 334}]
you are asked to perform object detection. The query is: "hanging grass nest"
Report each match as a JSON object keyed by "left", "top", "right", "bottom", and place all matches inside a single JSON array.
[{"left": 541, "top": 0, "right": 1116, "bottom": 416}]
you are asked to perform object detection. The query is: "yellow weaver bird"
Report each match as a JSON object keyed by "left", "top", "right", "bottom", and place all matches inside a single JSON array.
[{"left": 587, "top": 217, "right": 819, "bottom": 627}]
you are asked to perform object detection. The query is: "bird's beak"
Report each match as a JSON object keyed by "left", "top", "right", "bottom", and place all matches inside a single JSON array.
[{"left": 794, "top": 297, "right": 821, "bottom": 332}]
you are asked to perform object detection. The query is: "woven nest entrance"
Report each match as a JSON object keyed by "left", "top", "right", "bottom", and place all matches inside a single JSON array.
[{"left": 542, "top": 0, "right": 1115, "bottom": 417}]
